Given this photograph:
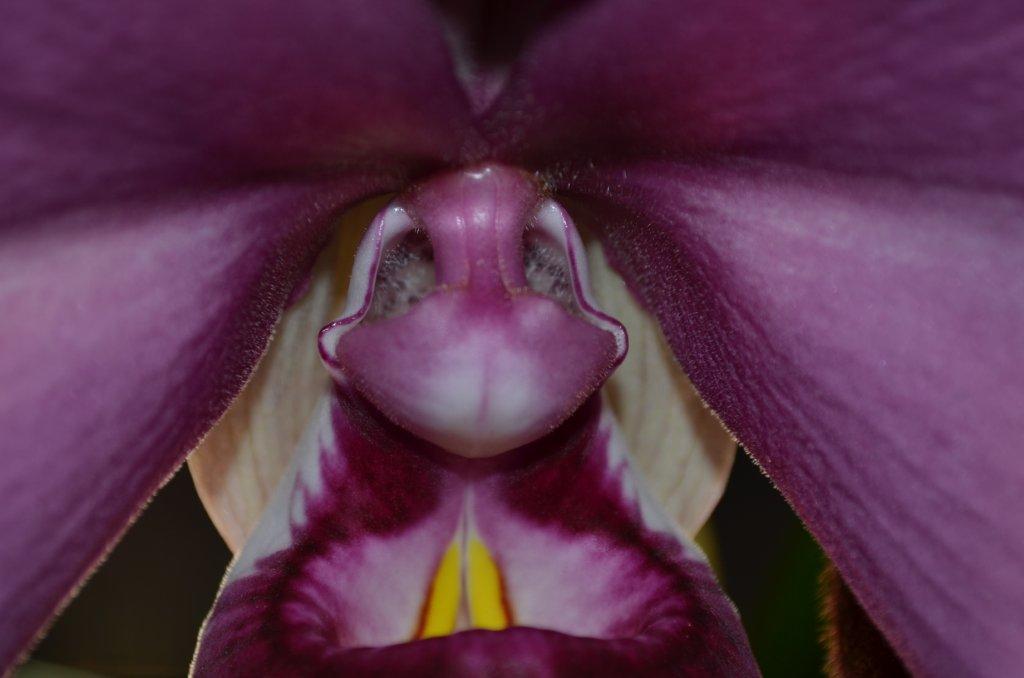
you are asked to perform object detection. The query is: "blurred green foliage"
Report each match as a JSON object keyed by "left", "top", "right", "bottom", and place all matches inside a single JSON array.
[{"left": 708, "top": 450, "right": 826, "bottom": 678}]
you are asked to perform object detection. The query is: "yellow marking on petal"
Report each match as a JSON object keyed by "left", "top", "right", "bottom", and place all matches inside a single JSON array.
[
  {"left": 467, "top": 536, "right": 510, "bottom": 630},
  {"left": 418, "top": 540, "right": 461, "bottom": 639}
]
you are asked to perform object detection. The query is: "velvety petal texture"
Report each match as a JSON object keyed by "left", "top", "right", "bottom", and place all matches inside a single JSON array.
[
  {"left": 586, "top": 241, "right": 736, "bottom": 536},
  {"left": 566, "top": 163, "right": 1024, "bottom": 677},
  {"left": 187, "top": 207, "right": 371, "bottom": 553},
  {"left": 0, "top": 0, "right": 475, "bottom": 666},
  {"left": 194, "top": 385, "right": 756, "bottom": 677},
  {"left": 0, "top": 185, "right": 343, "bottom": 664},
  {"left": 5, "top": 0, "right": 1022, "bottom": 674},
  {"left": 1, "top": 0, "right": 474, "bottom": 221},
  {"left": 477, "top": 2, "right": 1024, "bottom": 673}
]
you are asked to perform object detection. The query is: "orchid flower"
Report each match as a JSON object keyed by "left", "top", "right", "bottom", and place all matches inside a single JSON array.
[{"left": 2, "top": 1, "right": 1022, "bottom": 676}]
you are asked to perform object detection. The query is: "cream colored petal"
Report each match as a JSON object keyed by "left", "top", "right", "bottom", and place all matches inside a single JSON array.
[
  {"left": 586, "top": 240, "right": 736, "bottom": 536},
  {"left": 187, "top": 200, "right": 384, "bottom": 552}
]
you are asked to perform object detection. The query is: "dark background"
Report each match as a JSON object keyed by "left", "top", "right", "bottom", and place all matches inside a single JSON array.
[{"left": 24, "top": 449, "right": 826, "bottom": 677}]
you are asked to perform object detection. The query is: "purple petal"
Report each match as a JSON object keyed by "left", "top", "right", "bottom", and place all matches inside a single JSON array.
[
  {"left": 187, "top": 209, "right": 376, "bottom": 553},
  {"left": 0, "top": 184, "right": 354, "bottom": 666},
  {"left": 194, "top": 385, "right": 756, "bottom": 676},
  {"left": 1, "top": 0, "right": 473, "bottom": 666},
  {"left": 564, "top": 160, "right": 1024, "bottom": 677},
  {"left": 485, "top": 0, "right": 1024, "bottom": 189},
  {"left": 2, "top": 0, "right": 476, "bottom": 222},
  {"left": 479, "top": 2, "right": 1024, "bottom": 673}
]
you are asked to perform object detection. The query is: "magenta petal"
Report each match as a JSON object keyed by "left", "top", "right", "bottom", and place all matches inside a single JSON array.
[
  {"left": 486, "top": 0, "right": 1024, "bottom": 192},
  {"left": 0, "top": 184, "right": 355, "bottom": 666},
  {"left": 563, "top": 160, "right": 1024, "bottom": 676},
  {"left": 2, "top": 0, "right": 476, "bottom": 222},
  {"left": 195, "top": 386, "right": 756, "bottom": 676},
  {"left": 0, "top": 0, "right": 474, "bottom": 666},
  {"left": 480, "top": 2, "right": 1024, "bottom": 673}
]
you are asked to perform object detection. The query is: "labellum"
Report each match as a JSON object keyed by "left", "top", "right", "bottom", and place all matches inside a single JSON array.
[{"left": 190, "top": 166, "right": 752, "bottom": 676}]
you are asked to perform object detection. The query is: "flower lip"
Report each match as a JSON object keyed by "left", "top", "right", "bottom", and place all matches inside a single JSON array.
[
  {"left": 193, "top": 384, "right": 758, "bottom": 677},
  {"left": 318, "top": 165, "right": 627, "bottom": 458}
]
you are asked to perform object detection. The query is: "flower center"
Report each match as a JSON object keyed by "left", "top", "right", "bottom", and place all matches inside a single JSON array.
[
  {"left": 192, "top": 166, "right": 752, "bottom": 676},
  {"left": 318, "top": 164, "right": 626, "bottom": 457}
]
